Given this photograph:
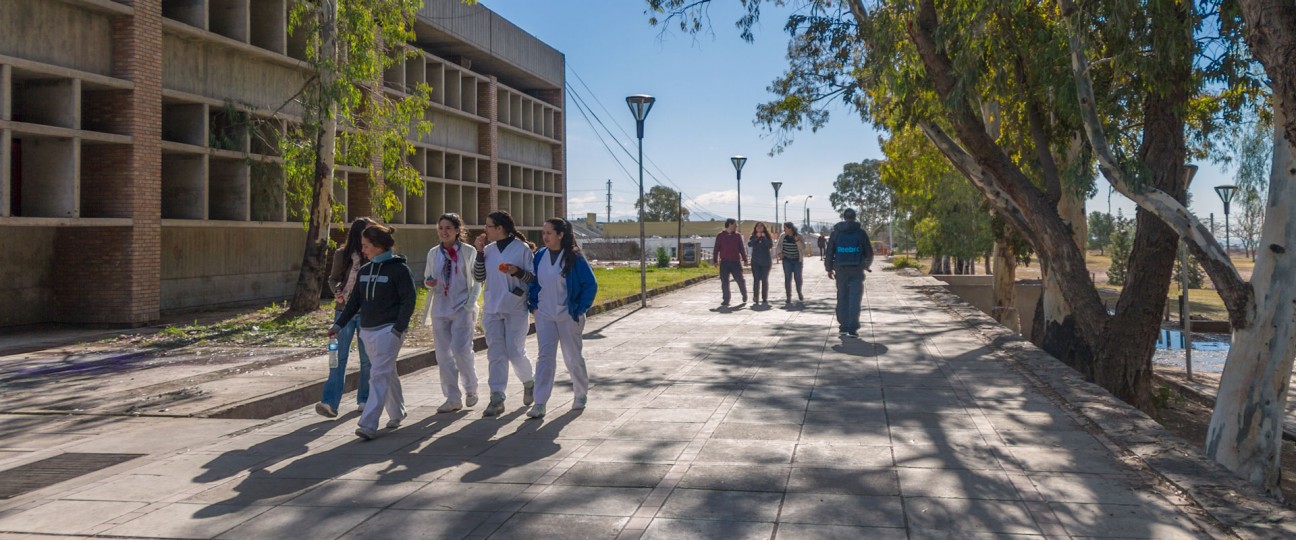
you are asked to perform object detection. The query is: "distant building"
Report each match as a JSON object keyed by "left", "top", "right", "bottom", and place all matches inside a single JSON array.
[{"left": 1, "top": 0, "right": 565, "bottom": 327}]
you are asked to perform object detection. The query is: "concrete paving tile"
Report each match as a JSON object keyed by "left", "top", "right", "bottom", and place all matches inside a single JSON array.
[
  {"left": 888, "top": 427, "right": 988, "bottom": 447},
  {"left": 694, "top": 439, "right": 795, "bottom": 465},
  {"left": 63, "top": 472, "right": 220, "bottom": 502},
  {"left": 722, "top": 405, "right": 806, "bottom": 425},
  {"left": 582, "top": 440, "right": 689, "bottom": 464},
  {"left": 787, "top": 468, "right": 899, "bottom": 496},
  {"left": 555, "top": 463, "right": 672, "bottom": 488},
  {"left": 892, "top": 444, "right": 1003, "bottom": 470},
  {"left": 886, "top": 412, "right": 979, "bottom": 430},
  {"left": 392, "top": 481, "right": 529, "bottom": 512},
  {"left": 778, "top": 493, "right": 905, "bottom": 528},
  {"left": 438, "top": 459, "right": 560, "bottom": 484},
  {"left": 183, "top": 476, "right": 324, "bottom": 506},
  {"left": 478, "top": 436, "right": 579, "bottom": 462},
  {"left": 215, "top": 505, "right": 378, "bottom": 539},
  {"left": 520, "top": 485, "right": 651, "bottom": 517},
  {"left": 335, "top": 455, "right": 461, "bottom": 482},
  {"left": 645, "top": 394, "right": 726, "bottom": 409},
  {"left": 407, "top": 435, "right": 499, "bottom": 457},
  {"left": 1047, "top": 502, "right": 1206, "bottom": 539},
  {"left": 1026, "top": 473, "right": 1152, "bottom": 505},
  {"left": 710, "top": 422, "right": 802, "bottom": 441},
  {"left": 486, "top": 512, "right": 627, "bottom": 539},
  {"left": 808, "top": 386, "right": 884, "bottom": 402},
  {"left": 903, "top": 497, "right": 1041, "bottom": 535},
  {"left": 338, "top": 508, "right": 491, "bottom": 539},
  {"left": 609, "top": 422, "right": 703, "bottom": 440},
  {"left": 282, "top": 478, "right": 427, "bottom": 507},
  {"left": 254, "top": 452, "right": 384, "bottom": 479},
  {"left": 103, "top": 502, "right": 272, "bottom": 539},
  {"left": 131, "top": 452, "right": 273, "bottom": 483},
  {"left": 1003, "top": 446, "right": 1125, "bottom": 474},
  {"left": 676, "top": 465, "right": 790, "bottom": 492},
  {"left": 897, "top": 469, "right": 1021, "bottom": 500},
  {"left": 657, "top": 488, "right": 783, "bottom": 522},
  {"left": 642, "top": 517, "right": 774, "bottom": 539},
  {"left": 774, "top": 523, "right": 907, "bottom": 540},
  {"left": 799, "top": 422, "right": 891, "bottom": 445},
  {"left": 0, "top": 500, "right": 146, "bottom": 535},
  {"left": 792, "top": 444, "right": 893, "bottom": 468},
  {"left": 906, "top": 530, "right": 1044, "bottom": 539},
  {"left": 980, "top": 412, "right": 1082, "bottom": 432},
  {"left": 996, "top": 429, "right": 1107, "bottom": 452},
  {"left": 330, "top": 434, "right": 426, "bottom": 456},
  {"left": 631, "top": 408, "right": 717, "bottom": 423}
]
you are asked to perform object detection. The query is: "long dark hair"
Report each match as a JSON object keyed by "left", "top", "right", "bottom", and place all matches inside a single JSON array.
[
  {"left": 438, "top": 213, "right": 467, "bottom": 244},
  {"left": 488, "top": 211, "right": 535, "bottom": 250},
  {"left": 783, "top": 221, "right": 801, "bottom": 241},
  {"left": 545, "top": 217, "right": 580, "bottom": 277},
  {"left": 750, "top": 221, "right": 769, "bottom": 239},
  {"left": 342, "top": 217, "right": 376, "bottom": 265}
]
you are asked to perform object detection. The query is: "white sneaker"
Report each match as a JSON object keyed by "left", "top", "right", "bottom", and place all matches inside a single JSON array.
[
  {"left": 386, "top": 414, "right": 405, "bottom": 429},
  {"left": 465, "top": 394, "right": 479, "bottom": 408},
  {"left": 355, "top": 427, "right": 378, "bottom": 440},
  {"left": 522, "top": 380, "right": 535, "bottom": 406},
  {"left": 573, "top": 395, "right": 587, "bottom": 410},
  {"left": 526, "top": 404, "right": 546, "bottom": 419},
  {"left": 436, "top": 399, "right": 463, "bottom": 413}
]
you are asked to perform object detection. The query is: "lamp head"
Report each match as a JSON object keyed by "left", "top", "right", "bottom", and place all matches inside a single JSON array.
[
  {"left": 771, "top": 181, "right": 782, "bottom": 195},
  {"left": 1214, "top": 184, "right": 1237, "bottom": 207},
  {"left": 731, "top": 155, "right": 747, "bottom": 174},
  {"left": 625, "top": 94, "right": 655, "bottom": 122}
]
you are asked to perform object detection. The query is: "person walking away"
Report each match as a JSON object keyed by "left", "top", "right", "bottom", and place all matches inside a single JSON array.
[
  {"left": 423, "top": 213, "right": 482, "bottom": 413},
  {"left": 473, "top": 211, "right": 537, "bottom": 417},
  {"left": 526, "top": 218, "right": 598, "bottom": 419},
  {"left": 317, "top": 217, "right": 376, "bottom": 418},
  {"left": 712, "top": 218, "right": 748, "bottom": 306},
  {"left": 748, "top": 222, "right": 774, "bottom": 305},
  {"left": 330, "top": 223, "right": 416, "bottom": 440},
  {"left": 825, "top": 209, "right": 874, "bottom": 337},
  {"left": 777, "top": 221, "right": 808, "bottom": 305},
  {"left": 817, "top": 233, "right": 827, "bottom": 257}
]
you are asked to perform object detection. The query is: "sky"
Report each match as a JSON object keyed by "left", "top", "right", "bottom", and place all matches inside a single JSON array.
[{"left": 482, "top": 0, "right": 1248, "bottom": 232}]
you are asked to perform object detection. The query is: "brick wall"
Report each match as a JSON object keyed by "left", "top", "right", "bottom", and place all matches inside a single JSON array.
[{"left": 478, "top": 76, "right": 499, "bottom": 210}]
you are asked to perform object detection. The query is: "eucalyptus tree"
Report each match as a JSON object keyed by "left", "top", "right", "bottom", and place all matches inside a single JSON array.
[{"left": 282, "top": 0, "right": 434, "bottom": 314}]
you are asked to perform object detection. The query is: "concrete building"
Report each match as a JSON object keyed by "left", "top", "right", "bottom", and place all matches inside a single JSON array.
[{"left": 0, "top": 0, "right": 565, "bottom": 327}]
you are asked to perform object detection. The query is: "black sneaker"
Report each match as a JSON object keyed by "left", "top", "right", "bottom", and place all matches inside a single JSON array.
[
  {"left": 721, "top": 300, "right": 730, "bottom": 306},
  {"left": 839, "top": 330, "right": 850, "bottom": 337},
  {"left": 847, "top": 331, "right": 859, "bottom": 338}
]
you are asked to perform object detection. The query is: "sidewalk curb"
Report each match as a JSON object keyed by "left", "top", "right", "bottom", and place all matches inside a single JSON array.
[
  {"left": 918, "top": 279, "right": 1296, "bottom": 539},
  {"left": 203, "top": 273, "right": 716, "bottom": 419}
]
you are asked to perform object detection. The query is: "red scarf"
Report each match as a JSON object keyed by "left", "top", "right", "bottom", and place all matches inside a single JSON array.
[{"left": 441, "top": 243, "right": 459, "bottom": 297}]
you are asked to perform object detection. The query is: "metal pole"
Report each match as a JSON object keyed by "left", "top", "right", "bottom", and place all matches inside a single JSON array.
[
  {"left": 677, "top": 191, "right": 682, "bottom": 263},
  {"left": 637, "top": 133, "right": 647, "bottom": 308},
  {"left": 736, "top": 170, "right": 742, "bottom": 231},
  {"left": 1180, "top": 238, "right": 1193, "bottom": 381},
  {"left": 606, "top": 179, "right": 612, "bottom": 224}
]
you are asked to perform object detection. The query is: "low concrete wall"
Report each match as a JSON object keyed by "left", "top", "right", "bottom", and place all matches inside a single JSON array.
[
  {"left": 0, "top": 228, "right": 56, "bottom": 326},
  {"left": 931, "top": 275, "right": 1042, "bottom": 341}
]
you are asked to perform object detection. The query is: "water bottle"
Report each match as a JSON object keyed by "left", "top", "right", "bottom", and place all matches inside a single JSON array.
[{"left": 327, "top": 337, "right": 339, "bottom": 369}]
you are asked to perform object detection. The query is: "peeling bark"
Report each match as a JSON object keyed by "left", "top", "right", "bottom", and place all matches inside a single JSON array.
[{"left": 992, "top": 237, "right": 1020, "bottom": 333}]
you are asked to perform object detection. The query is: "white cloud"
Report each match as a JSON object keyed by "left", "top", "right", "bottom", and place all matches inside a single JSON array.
[{"left": 693, "top": 190, "right": 738, "bottom": 205}]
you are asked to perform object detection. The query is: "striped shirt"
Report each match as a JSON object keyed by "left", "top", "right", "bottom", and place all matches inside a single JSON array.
[{"left": 780, "top": 235, "right": 801, "bottom": 260}]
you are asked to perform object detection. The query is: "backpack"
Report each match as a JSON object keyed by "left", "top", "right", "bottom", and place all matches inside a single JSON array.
[{"left": 833, "top": 226, "right": 865, "bottom": 266}]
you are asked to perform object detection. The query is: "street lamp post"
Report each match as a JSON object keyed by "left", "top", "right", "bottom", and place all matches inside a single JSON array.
[
  {"left": 731, "top": 156, "right": 747, "bottom": 228},
  {"left": 627, "top": 94, "right": 656, "bottom": 308},
  {"left": 783, "top": 201, "right": 789, "bottom": 226},
  {"left": 771, "top": 181, "right": 783, "bottom": 226},
  {"left": 1214, "top": 184, "right": 1237, "bottom": 258},
  {"left": 802, "top": 195, "right": 813, "bottom": 230},
  {"left": 1181, "top": 165, "right": 1198, "bottom": 382}
]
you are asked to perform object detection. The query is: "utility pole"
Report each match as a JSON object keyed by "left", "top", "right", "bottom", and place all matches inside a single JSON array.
[
  {"left": 606, "top": 179, "right": 612, "bottom": 224},
  {"left": 677, "top": 191, "right": 683, "bottom": 263}
]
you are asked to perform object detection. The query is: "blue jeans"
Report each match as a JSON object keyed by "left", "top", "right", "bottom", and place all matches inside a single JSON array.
[
  {"left": 834, "top": 265, "right": 865, "bottom": 333},
  {"left": 782, "top": 259, "right": 803, "bottom": 300},
  {"left": 321, "top": 311, "right": 370, "bottom": 409}
]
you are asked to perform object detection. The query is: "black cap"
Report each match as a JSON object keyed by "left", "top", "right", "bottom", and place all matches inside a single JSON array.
[{"left": 842, "top": 208, "right": 857, "bottom": 220}]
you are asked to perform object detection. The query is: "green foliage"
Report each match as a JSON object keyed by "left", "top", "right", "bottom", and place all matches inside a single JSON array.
[
  {"left": 886, "top": 255, "right": 924, "bottom": 272},
  {"left": 655, "top": 246, "right": 671, "bottom": 268},
  {"left": 636, "top": 185, "right": 690, "bottom": 222},
  {"left": 1174, "top": 249, "right": 1206, "bottom": 290},
  {"left": 1233, "top": 119, "right": 1271, "bottom": 257},
  {"left": 830, "top": 160, "right": 892, "bottom": 237},
  {"left": 1106, "top": 212, "right": 1134, "bottom": 286},
  {"left": 1087, "top": 211, "right": 1116, "bottom": 254}
]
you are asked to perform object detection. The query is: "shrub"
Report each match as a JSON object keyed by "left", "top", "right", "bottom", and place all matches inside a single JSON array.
[
  {"left": 654, "top": 246, "right": 670, "bottom": 268},
  {"left": 886, "top": 255, "right": 924, "bottom": 272}
]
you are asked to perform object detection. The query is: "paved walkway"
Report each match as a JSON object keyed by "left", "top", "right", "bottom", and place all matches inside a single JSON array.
[{"left": 0, "top": 269, "right": 1236, "bottom": 538}]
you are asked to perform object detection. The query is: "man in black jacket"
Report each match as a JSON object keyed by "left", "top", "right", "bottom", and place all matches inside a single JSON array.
[{"left": 825, "top": 209, "right": 874, "bottom": 338}]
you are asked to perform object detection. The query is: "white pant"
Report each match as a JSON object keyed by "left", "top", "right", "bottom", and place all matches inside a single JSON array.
[
  {"left": 358, "top": 326, "right": 405, "bottom": 430},
  {"left": 431, "top": 311, "right": 478, "bottom": 401},
  {"left": 483, "top": 311, "right": 534, "bottom": 395},
  {"left": 534, "top": 311, "right": 588, "bottom": 406}
]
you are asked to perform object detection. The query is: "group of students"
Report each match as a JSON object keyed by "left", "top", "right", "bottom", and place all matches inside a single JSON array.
[
  {"left": 318, "top": 212, "right": 598, "bottom": 441},
  {"left": 712, "top": 219, "right": 811, "bottom": 306}
]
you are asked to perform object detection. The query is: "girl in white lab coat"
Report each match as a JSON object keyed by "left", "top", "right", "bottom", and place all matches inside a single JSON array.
[
  {"left": 473, "top": 211, "right": 537, "bottom": 416},
  {"left": 423, "top": 213, "right": 481, "bottom": 413}
]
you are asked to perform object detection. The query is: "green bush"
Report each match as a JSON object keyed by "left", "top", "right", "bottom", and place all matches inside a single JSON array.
[
  {"left": 654, "top": 246, "right": 670, "bottom": 268},
  {"left": 887, "top": 255, "right": 925, "bottom": 271}
]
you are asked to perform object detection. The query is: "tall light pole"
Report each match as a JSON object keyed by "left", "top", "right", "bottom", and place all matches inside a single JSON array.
[
  {"left": 1181, "top": 165, "right": 1198, "bottom": 381},
  {"left": 627, "top": 94, "right": 655, "bottom": 308},
  {"left": 783, "top": 201, "right": 789, "bottom": 226},
  {"left": 731, "top": 156, "right": 747, "bottom": 228},
  {"left": 802, "top": 195, "right": 813, "bottom": 230},
  {"left": 1215, "top": 184, "right": 1237, "bottom": 258},
  {"left": 771, "top": 181, "right": 783, "bottom": 226}
]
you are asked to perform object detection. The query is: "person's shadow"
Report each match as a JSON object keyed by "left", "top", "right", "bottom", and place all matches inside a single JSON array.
[{"left": 831, "top": 339, "right": 888, "bottom": 357}]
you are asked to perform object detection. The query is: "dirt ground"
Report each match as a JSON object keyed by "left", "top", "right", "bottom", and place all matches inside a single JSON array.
[{"left": 1151, "top": 378, "right": 1296, "bottom": 508}]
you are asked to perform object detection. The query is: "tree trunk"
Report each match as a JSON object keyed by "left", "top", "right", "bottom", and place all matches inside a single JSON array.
[
  {"left": 992, "top": 236, "right": 1020, "bottom": 333},
  {"left": 1206, "top": 106, "right": 1296, "bottom": 497}
]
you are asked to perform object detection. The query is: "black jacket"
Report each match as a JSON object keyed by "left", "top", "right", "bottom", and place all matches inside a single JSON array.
[
  {"left": 748, "top": 234, "right": 774, "bottom": 266},
  {"left": 825, "top": 220, "right": 874, "bottom": 271},
  {"left": 334, "top": 252, "right": 417, "bottom": 334}
]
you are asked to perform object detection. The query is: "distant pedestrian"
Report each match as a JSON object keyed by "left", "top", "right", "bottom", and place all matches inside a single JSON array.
[
  {"left": 526, "top": 218, "right": 598, "bottom": 419},
  {"left": 712, "top": 218, "right": 748, "bottom": 306},
  {"left": 817, "top": 233, "right": 827, "bottom": 257},
  {"left": 330, "top": 223, "right": 416, "bottom": 440},
  {"left": 473, "top": 211, "right": 537, "bottom": 417},
  {"left": 825, "top": 209, "right": 874, "bottom": 338},
  {"left": 748, "top": 222, "right": 774, "bottom": 305},
  {"left": 777, "top": 221, "right": 807, "bottom": 304},
  {"left": 317, "top": 217, "right": 376, "bottom": 419},
  {"left": 423, "top": 213, "right": 481, "bottom": 414}
]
